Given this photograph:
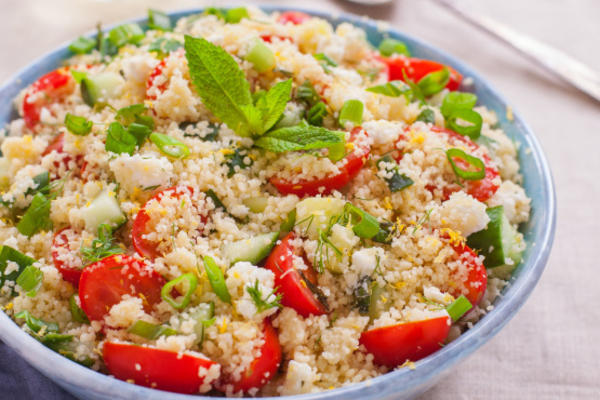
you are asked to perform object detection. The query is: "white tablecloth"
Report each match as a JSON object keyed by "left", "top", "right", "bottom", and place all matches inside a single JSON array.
[{"left": 1, "top": 0, "right": 598, "bottom": 398}]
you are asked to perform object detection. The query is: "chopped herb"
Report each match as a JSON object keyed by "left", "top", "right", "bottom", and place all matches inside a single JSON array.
[
  {"left": 445, "top": 108, "right": 483, "bottom": 139},
  {"left": 246, "top": 279, "right": 282, "bottom": 313},
  {"left": 105, "top": 122, "right": 137, "bottom": 155},
  {"left": 371, "top": 221, "right": 396, "bottom": 244},
  {"left": 127, "top": 123, "right": 152, "bottom": 147},
  {"left": 446, "top": 295, "right": 473, "bottom": 321},
  {"left": 296, "top": 80, "right": 321, "bottom": 106},
  {"left": 415, "top": 108, "right": 436, "bottom": 124},
  {"left": 417, "top": 67, "right": 450, "bottom": 97},
  {"left": 279, "top": 209, "right": 296, "bottom": 239},
  {"left": 148, "top": 9, "right": 172, "bottom": 31},
  {"left": 342, "top": 203, "right": 380, "bottom": 239},
  {"left": 64, "top": 113, "right": 93, "bottom": 136},
  {"left": 225, "top": 7, "right": 249, "bottom": 23},
  {"left": 314, "top": 53, "right": 337, "bottom": 73},
  {"left": 378, "top": 38, "right": 410, "bottom": 57},
  {"left": 108, "top": 23, "right": 144, "bottom": 48},
  {"left": 367, "top": 80, "right": 412, "bottom": 99},
  {"left": 148, "top": 37, "right": 182, "bottom": 58},
  {"left": 129, "top": 320, "right": 177, "bottom": 339},
  {"left": 68, "top": 36, "right": 96, "bottom": 55},
  {"left": 338, "top": 99, "right": 364, "bottom": 127},
  {"left": 0, "top": 246, "right": 35, "bottom": 294},
  {"left": 16, "top": 265, "right": 43, "bottom": 297},
  {"left": 17, "top": 193, "right": 52, "bottom": 237},
  {"left": 223, "top": 147, "right": 253, "bottom": 177},
  {"left": 306, "top": 101, "right": 327, "bottom": 126},
  {"left": 441, "top": 92, "right": 478, "bottom": 118},
  {"left": 376, "top": 155, "right": 414, "bottom": 193},
  {"left": 25, "top": 171, "right": 50, "bottom": 197},
  {"left": 69, "top": 294, "right": 89, "bottom": 324},
  {"left": 353, "top": 275, "right": 374, "bottom": 314},
  {"left": 412, "top": 208, "right": 433, "bottom": 234},
  {"left": 80, "top": 224, "right": 124, "bottom": 264}
]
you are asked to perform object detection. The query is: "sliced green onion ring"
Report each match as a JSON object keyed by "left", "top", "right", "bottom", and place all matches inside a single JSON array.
[
  {"left": 16, "top": 265, "right": 43, "bottom": 297},
  {"left": 68, "top": 36, "right": 96, "bottom": 54},
  {"left": 366, "top": 80, "right": 411, "bottom": 99},
  {"left": 338, "top": 99, "right": 364, "bottom": 127},
  {"left": 446, "top": 108, "right": 483, "bottom": 139},
  {"left": 161, "top": 273, "right": 198, "bottom": 310},
  {"left": 149, "top": 132, "right": 190, "bottom": 159},
  {"left": 446, "top": 148, "right": 486, "bottom": 181},
  {"left": 202, "top": 256, "right": 231, "bottom": 304},
  {"left": 128, "top": 320, "right": 177, "bottom": 339},
  {"left": 417, "top": 67, "right": 450, "bottom": 97},
  {"left": 446, "top": 294, "right": 473, "bottom": 321},
  {"left": 344, "top": 203, "right": 380, "bottom": 239},
  {"left": 14, "top": 310, "right": 59, "bottom": 333},
  {"left": 441, "top": 91, "right": 478, "bottom": 118}
]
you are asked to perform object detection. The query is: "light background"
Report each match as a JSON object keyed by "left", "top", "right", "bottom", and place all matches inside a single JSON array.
[{"left": 0, "top": 0, "right": 599, "bottom": 398}]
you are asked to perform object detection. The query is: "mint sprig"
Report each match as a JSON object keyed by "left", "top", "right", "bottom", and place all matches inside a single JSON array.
[{"left": 184, "top": 35, "right": 344, "bottom": 156}]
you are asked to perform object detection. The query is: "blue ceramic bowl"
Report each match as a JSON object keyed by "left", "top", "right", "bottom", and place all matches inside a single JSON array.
[{"left": 0, "top": 7, "right": 556, "bottom": 400}]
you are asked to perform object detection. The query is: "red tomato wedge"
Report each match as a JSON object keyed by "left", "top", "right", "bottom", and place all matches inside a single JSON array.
[
  {"left": 22, "top": 68, "right": 75, "bottom": 130},
  {"left": 360, "top": 316, "right": 451, "bottom": 368},
  {"left": 432, "top": 126, "right": 500, "bottom": 202},
  {"left": 270, "top": 127, "right": 370, "bottom": 197},
  {"left": 263, "top": 233, "right": 327, "bottom": 318},
  {"left": 78, "top": 254, "right": 165, "bottom": 321},
  {"left": 51, "top": 228, "right": 84, "bottom": 287},
  {"left": 42, "top": 132, "right": 84, "bottom": 179},
  {"left": 131, "top": 185, "right": 200, "bottom": 260},
  {"left": 378, "top": 55, "right": 462, "bottom": 91},
  {"left": 277, "top": 11, "right": 311, "bottom": 25},
  {"left": 219, "top": 320, "right": 282, "bottom": 395},
  {"left": 103, "top": 341, "right": 219, "bottom": 394},
  {"left": 448, "top": 240, "right": 487, "bottom": 307}
]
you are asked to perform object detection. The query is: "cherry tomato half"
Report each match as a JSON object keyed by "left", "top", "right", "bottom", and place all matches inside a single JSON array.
[
  {"left": 42, "top": 132, "right": 85, "bottom": 179},
  {"left": 263, "top": 233, "right": 327, "bottom": 318},
  {"left": 270, "top": 127, "right": 370, "bottom": 197},
  {"left": 51, "top": 228, "right": 84, "bottom": 287},
  {"left": 378, "top": 55, "right": 462, "bottom": 91},
  {"left": 131, "top": 185, "right": 201, "bottom": 260},
  {"left": 103, "top": 341, "right": 219, "bottom": 394},
  {"left": 449, "top": 240, "right": 487, "bottom": 307},
  {"left": 218, "top": 320, "right": 282, "bottom": 395},
  {"left": 78, "top": 254, "right": 165, "bottom": 321},
  {"left": 359, "top": 316, "right": 451, "bottom": 368},
  {"left": 23, "top": 68, "right": 75, "bottom": 130},
  {"left": 277, "top": 11, "right": 311, "bottom": 25}
]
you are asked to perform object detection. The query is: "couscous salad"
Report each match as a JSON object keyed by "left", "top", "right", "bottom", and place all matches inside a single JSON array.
[{"left": 0, "top": 7, "right": 530, "bottom": 397}]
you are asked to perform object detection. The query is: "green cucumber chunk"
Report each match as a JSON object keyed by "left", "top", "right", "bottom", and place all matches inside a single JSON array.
[
  {"left": 222, "top": 232, "right": 278, "bottom": 266},
  {"left": 82, "top": 189, "right": 126, "bottom": 232},
  {"left": 81, "top": 72, "right": 124, "bottom": 106},
  {"left": 467, "top": 205, "right": 524, "bottom": 269},
  {"left": 295, "top": 197, "right": 345, "bottom": 240}
]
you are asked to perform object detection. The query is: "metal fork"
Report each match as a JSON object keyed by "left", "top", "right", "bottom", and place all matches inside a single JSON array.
[{"left": 433, "top": 0, "right": 600, "bottom": 103}]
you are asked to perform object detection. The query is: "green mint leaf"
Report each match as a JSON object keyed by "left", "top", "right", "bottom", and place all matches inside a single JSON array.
[
  {"left": 105, "top": 122, "right": 137, "bottom": 155},
  {"left": 255, "top": 79, "right": 292, "bottom": 134},
  {"left": 184, "top": 35, "right": 254, "bottom": 137},
  {"left": 0, "top": 246, "right": 36, "bottom": 295},
  {"left": 416, "top": 108, "right": 435, "bottom": 124},
  {"left": 64, "top": 113, "right": 93, "bottom": 136},
  {"left": 254, "top": 125, "right": 344, "bottom": 154},
  {"left": 115, "top": 104, "right": 147, "bottom": 125},
  {"left": 108, "top": 24, "right": 144, "bottom": 48},
  {"left": 148, "top": 38, "right": 182, "bottom": 58}
]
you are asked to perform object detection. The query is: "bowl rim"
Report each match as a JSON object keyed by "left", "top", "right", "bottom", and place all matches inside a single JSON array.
[{"left": 0, "top": 5, "right": 556, "bottom": 400}]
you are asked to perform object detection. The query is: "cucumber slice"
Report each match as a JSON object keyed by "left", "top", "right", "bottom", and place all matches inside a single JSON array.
[
  {"left": 222, "top": 232, "right": 278, "bottom": 266},
  {"left": 295, "top": 197, "right": 345, "bottom": 240},
  {"left": 243, "top": 196, "right": 268, "bottom": 213},
  {"left": 467, "top": 205, "right": 524, "bottom": 269},
  {"left": 82, "top": 189, "right": 126, "bottom": 232},
  {"left": 81, "top": 72, "right": 124, "bottom": 106}
]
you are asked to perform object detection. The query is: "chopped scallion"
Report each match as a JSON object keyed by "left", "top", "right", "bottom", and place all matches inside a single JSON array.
[
  {"left": 446, "top": 295, "right": 473, "bottom": 321},
  {"left": 415, "top": 108, "right": 436, "bottom": 124},
  {"left": 0, "top": 246, "right": 35, "bottom": 293},
  {"left": 17, "top": 193, "right": 52, "bottom": 237},
  {"left": 338, "top": 99, "right": 364, "bottom": 127},
  {"left": 148, "top": 9, "right": 172, "bottom": 31},
  {"left": 108, "top": 23, "right": 144, "bottom": 48},
  {"left": 279, "top": 209, "right": 296, "bottom": 239},
  {"left": 15, "top": 310, "right": 59, "bottom": 334},
  {"left": 161, "top": 273, "right": 198, "bottom": 310},
  {"left": 202, "top": 256, "right": 231, "bottom": 304},
  {"left": 16, "top": 265, "right": 43, "bottom": 297},
  {"left": 446, "top": 148, "right": 486, "bottom": 181},
  {"left": 68, "top": 36, "right": 96, "bottom": 55},
  {"left": 441, "top": 92, "right": 478, "bottom": 118},
  {"left": 149, "top": 132, "right": 190, "bottom": 159},
  {"left": 64, "top": 113, "right": 93, "bottom": 136},
  {"left": 128, "top": 320, "right": 177, "bottom": 339},
  {"left": 366, "top": 80, "right": 411, "bottom": 99},
  {"left": 307, "top": 101, "right": 327, "bottom": 126},
  {"left": 378, "top": 38, "right": 410, "bottom": 57}
]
